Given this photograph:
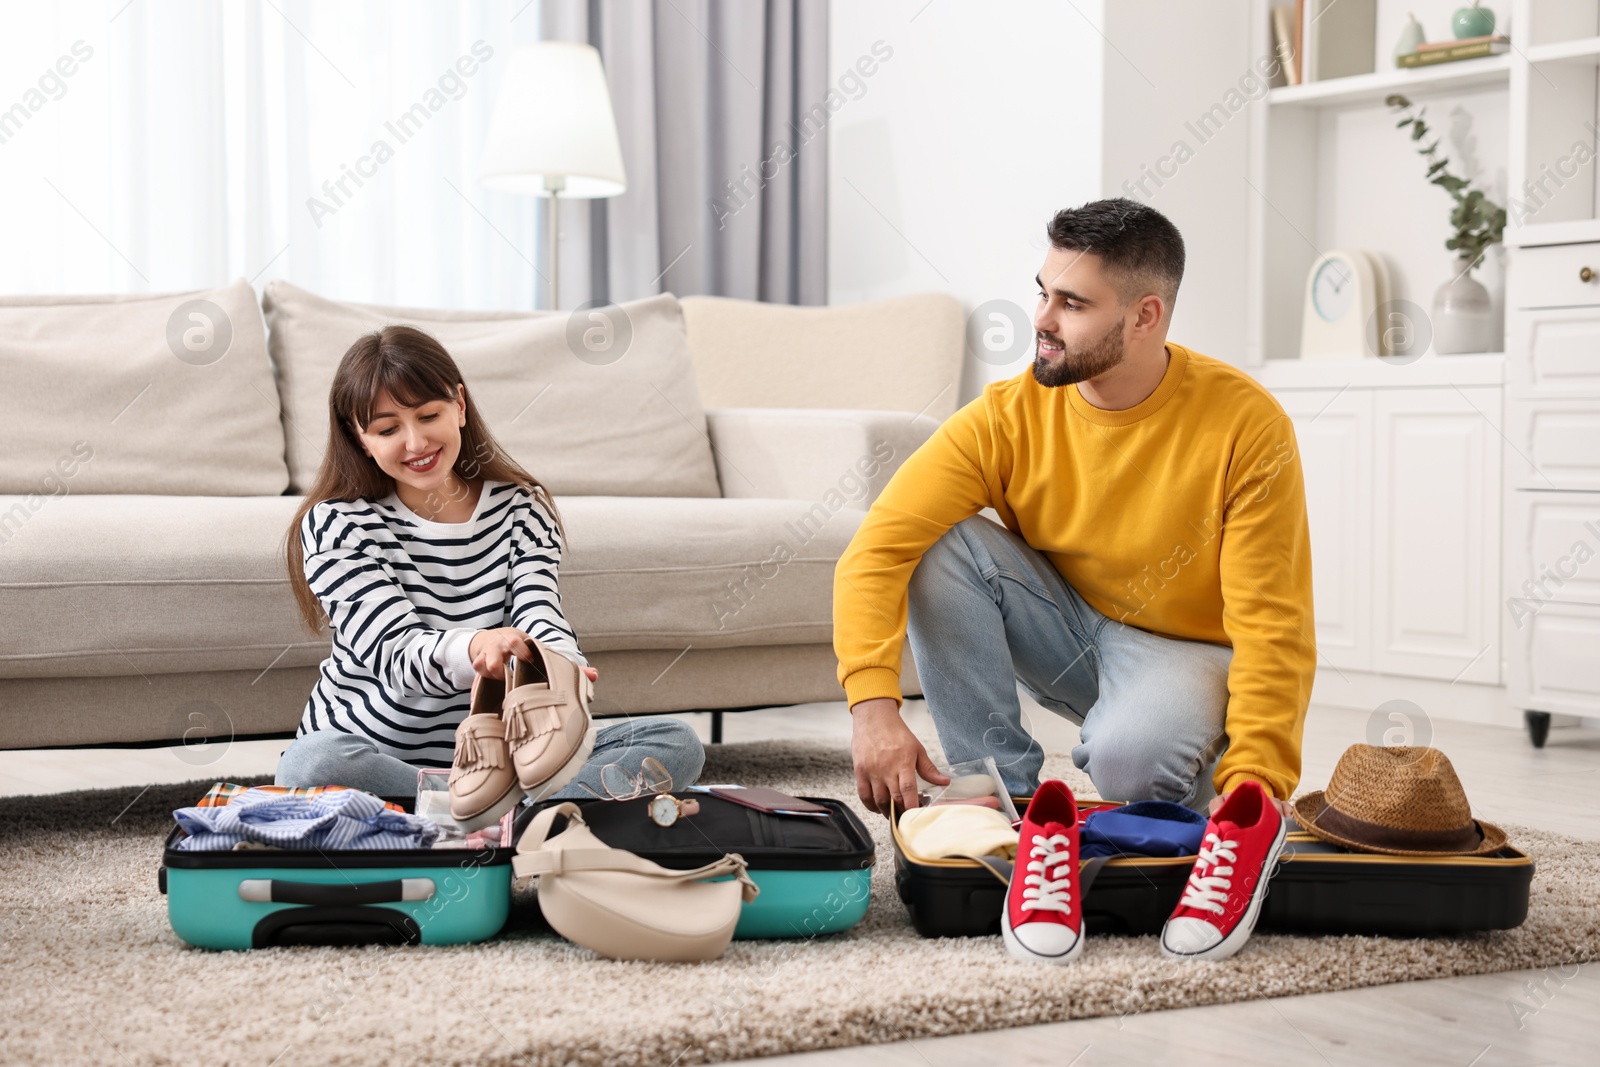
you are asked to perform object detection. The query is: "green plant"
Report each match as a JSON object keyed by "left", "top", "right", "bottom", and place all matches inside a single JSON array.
[{"left": 1385, "top": 93, "right": 1506, "bottom": 270}]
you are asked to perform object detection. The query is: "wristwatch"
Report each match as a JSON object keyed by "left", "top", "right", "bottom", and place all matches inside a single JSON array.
[{"left": 647, "top": 793, "right": 700, "bottom": 827}]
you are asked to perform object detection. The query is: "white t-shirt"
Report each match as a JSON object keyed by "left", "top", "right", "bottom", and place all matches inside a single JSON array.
[{"left": 294, "top": 478, "right": 585, "bottom": 767}]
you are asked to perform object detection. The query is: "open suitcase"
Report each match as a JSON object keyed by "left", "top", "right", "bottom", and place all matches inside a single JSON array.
[
  {"left": 519, "top": 791, "right": 875, "bottom": 939},
  {"left": 159, "top": 795, "right": 515, "bottom": 950},
  {"left": 892, "top": 797, "right": 1533, "bottom": 939}
]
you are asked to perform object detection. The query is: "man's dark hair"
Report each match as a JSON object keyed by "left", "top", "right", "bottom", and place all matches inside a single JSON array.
[{"left": 1046, "top": 198, "right": 1185, "bottom": 315}]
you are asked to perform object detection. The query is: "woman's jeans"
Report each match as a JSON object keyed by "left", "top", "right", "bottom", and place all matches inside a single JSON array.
[
  {"left": 275, "top": 716, "right": 706, "bottom": 801},
  {"left": 906, "top": 515, "right": 1233, "bottom": 810}
]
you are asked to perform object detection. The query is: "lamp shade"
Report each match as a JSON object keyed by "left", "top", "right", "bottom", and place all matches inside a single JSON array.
[{"left": 479, "top": 42, "right": 627, "bottom": 198}]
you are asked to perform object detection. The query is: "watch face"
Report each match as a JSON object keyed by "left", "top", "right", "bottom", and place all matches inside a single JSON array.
[
  {"left": 1312, "top": 257, "right": 1356, "bottom": 322},
  {"left": 649, "top": 794, "right": 678, "bottom": 826}
]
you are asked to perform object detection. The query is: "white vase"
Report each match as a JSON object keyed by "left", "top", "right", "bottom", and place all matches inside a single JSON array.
[{"left": 1431, "top": 255, "right": 1494, "bottom": 354}]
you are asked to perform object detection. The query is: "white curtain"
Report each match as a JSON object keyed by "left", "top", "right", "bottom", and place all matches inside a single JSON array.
[
  {"left": 541, "top": 0, "right": 829, "bottom": 308},
  {"left": 0, "top": 0, "right": 545, "bottom": 308},
  {"left": 0, "top": 0, "right": 826, "bottom": 309}
]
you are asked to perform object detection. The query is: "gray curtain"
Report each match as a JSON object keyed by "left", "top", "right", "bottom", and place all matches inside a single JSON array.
[{"left": 540, "top": 0, "right": 828, "bottom": 307}]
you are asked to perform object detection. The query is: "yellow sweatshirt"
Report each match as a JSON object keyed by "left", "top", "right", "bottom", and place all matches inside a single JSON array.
[{"left": 834, "top": 342, "right": 1315, "bottom": 801}]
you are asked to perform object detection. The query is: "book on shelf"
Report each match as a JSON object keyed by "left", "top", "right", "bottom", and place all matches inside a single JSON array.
[
  {"left": 1414, "top": 33, "right": 1509, "bottom": 53},
  {"left": 1270, "top": 3, "right": 1299, "bottom": 86},
  {"left": 1397, "top": 38, "right": 1509, "bottom": 67},
  {"left": 1294, "top": 0, "right": 1304, "bottom": 83}
]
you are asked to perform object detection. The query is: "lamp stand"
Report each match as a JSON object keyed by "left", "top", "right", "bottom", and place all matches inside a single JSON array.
[{"left": 544, "top": 174, "right": 566, "bottom": 310}]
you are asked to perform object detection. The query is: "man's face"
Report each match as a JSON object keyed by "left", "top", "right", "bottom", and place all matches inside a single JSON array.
[{"left": 1031, "top": 246, "right": 1129, "bottom": 388}]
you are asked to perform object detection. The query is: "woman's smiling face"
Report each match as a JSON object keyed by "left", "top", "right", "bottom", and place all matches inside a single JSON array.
[{"left": 355, "top": 385, "right": 467, "bottom": 492}]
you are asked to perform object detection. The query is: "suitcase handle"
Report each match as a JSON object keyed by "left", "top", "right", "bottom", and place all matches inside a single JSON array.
[{"left": 237, "top": 878, "right": 436, "bottom": 906}]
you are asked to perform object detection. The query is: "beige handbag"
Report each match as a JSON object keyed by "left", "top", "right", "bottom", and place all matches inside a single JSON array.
[{"left": 513, "top": 801, "right": 760, "bottom": 962}]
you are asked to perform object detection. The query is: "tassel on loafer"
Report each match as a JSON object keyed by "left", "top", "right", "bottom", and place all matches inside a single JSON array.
[
  {"left": 447, "top": 665, "right": 527, "bottom": 832},
  {"left": 502, "top": 638, "right": 596, "bottom": 802}
]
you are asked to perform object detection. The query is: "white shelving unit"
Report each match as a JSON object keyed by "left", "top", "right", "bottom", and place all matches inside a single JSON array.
[
  {"left": 1266, "top": 53, "right": 1510, "bottom": 108},
  {"left": 1244, "top": 1, "right": 1511, "bottom": 732},
  {"left": 1241, "top": 0, "right": 1600, "bottom": 745}
]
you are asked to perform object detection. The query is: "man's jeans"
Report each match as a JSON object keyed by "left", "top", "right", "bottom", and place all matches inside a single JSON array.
[{"left": 906, "top": 515, "right": 1233, "bottom": 809}]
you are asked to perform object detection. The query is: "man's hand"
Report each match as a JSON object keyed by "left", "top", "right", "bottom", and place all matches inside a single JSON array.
[
  {"left": 850, "top": 697, "right": 950, "bottom": 816},
  {"left": 1209, "top": 789, "right": 1295, "bottom": 821}
]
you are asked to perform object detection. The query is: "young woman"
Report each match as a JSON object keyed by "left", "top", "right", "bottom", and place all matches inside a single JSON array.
[{"left": 276, "top": 325, "right": 705, "bottom": 801}]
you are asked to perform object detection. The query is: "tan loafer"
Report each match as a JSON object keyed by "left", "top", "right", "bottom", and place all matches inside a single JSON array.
[
  {"left": 503, "top": 639, "right": 597, "bottom": 802},
  {"left": 448, "top": 667, "right": 527, "bottom": 832}
]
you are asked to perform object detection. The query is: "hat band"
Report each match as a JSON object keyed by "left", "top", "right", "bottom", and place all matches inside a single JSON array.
[{"left": 1314, "top": 804, "right": 1483, "bottom": 853}]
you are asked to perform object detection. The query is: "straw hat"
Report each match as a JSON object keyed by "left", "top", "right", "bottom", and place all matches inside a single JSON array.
[{"left": 1292, "top": 744, "right": 1507, "bottom": 857}]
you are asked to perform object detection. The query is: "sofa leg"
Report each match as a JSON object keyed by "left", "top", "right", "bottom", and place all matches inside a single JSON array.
[{"left": 710, "top": 710, "right": 723, "bottom": 745}]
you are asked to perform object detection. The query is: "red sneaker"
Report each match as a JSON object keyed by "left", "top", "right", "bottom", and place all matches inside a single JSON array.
[
  {"left": 1160, "top": 780, "right": 1287, "bottom": 960},
  {"left": 1001, "top": 779, "right": 1084, "bottom": 965}
]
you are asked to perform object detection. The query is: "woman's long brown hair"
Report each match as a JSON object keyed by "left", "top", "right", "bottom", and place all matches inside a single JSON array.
[{"left": 284, "top": 324, "right": 563, "bottom": 636}]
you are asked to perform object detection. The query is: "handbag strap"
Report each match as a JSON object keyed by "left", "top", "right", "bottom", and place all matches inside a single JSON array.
[{"left": 514, "top": 802, "right": 760, "bottom": 902}]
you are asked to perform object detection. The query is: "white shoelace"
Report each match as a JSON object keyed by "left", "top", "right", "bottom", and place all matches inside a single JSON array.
[
  {"left": 1178, "top": 832, "right": 1238, "bottom": 915},
  {"left": 1019, "top": 832, "right": 1075, "bottom": 914}
]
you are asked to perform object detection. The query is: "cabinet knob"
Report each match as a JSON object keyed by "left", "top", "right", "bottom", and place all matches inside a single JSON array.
[{"left": 1583, "top": 266, "right": 1595, "bottom": 283}]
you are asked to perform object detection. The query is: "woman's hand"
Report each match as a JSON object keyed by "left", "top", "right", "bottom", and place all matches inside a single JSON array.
[
  {"left": 468, "top": 628, "right": 599, "bottom": 684},
  {"left": 468, "top": 628, "right": 534, "bottom": 680}
]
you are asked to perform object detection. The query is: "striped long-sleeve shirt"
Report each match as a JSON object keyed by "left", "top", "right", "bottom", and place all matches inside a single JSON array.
[{"left": 294, "top": 478, "right": 586, "bottom": 768}]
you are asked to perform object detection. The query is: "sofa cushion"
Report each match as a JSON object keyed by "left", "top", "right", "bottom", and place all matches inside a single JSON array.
[
  {"left": 0, "top": 494, "right": 321, "bottom": 680},
  {"left": 559, "top": 496, "right": 858, "bottom": 652},
  {"left": 262, "top": 282, "right": 721, "bottom": 499},
  {"left": 681, "top": 292, "right": 965, "bottom": 421},
  {"left": 0, "top": 280, "right": 289, "bottom": 496},
  {"left": 0, "top": 494, "right": 856, "bottom": 679}
]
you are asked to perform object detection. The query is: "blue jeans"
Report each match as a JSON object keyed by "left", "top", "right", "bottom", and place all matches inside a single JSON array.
[
  {"left": 905, "top": 515, "right": 1233, "bottom": 809},
  {"left": 275, "top": 717, "right": 706, "bottom": 801}
]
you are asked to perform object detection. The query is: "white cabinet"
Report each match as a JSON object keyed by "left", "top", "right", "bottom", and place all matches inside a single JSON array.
[
  {"left": 1276, "top": 389, "right": 1371, "bottom": 672},
  {"left": 1509, "top": 601, "right": 1600, "bottom": 717},
  {"left": 1276, "top": 385, "right": 1503, "bottom": 685},
  {"left": 1506, "top": 490, "right": 1600, "bottom": 717},
  {"left": 1371, "top": 389, "right": 1502, "bottom": 684},
  {"left": 1507, "top": 244, "right": 1600, "bottom": 720}
]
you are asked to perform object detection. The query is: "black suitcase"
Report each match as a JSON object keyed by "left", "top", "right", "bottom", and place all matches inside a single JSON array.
[
  {"left": 518, "top": 792, "right": 875, "bottom": 938},
  {"left": 891, "top": 797, "right": 1533, "bottom": 938}
]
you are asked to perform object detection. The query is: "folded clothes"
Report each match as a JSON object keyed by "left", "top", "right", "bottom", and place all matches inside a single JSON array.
[
  {"left": 898, "top": 803, "right": 1019, "bottom": 861},
  {"left": 193, "top": 781, "right": 408, "bottom": 814},
  {"left": 173, "top": 786, "right": 439, "bottom": 851},
  {"left": 1080, "top": 800, "right": 1207, "bottom": 859}
]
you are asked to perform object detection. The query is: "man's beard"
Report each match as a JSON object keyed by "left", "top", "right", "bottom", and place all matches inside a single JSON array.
[{"left": 1030, "top": 318, "right": 1125, "bottom": 387}]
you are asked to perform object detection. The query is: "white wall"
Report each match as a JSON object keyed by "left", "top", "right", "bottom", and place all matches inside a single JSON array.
[
  {"left": 1099, "top": 1, "right": 1255, "bottom": 367},
  {"left": 827, "top": 0, "right": 1103, "bottom": 407}
]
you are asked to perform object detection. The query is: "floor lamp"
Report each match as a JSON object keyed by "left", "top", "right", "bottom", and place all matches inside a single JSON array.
[{"left": 479, "top": 42, "right": 628, "bottom": 311}]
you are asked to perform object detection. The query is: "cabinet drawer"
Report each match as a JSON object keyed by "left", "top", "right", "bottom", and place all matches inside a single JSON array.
[
  {"left": 1507, "top": 491, "right": 1600, "bottom": 612},
  {"left": 1510, "top": 242, "right": 1600, "bottom": 309},
  {"left": 1509, "top": 600, "right": 1600, "bottom": 717},
  {"left": 1507, "top": 398, "right": 1600, "bottom": 490},
  {"left": 1511, "top": 308, "right": 1600, "bottom": 395}
]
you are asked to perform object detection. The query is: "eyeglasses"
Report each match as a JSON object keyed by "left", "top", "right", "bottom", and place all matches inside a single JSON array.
[{"left": 577, "top": 756, "right": 673, "bottom": 802}]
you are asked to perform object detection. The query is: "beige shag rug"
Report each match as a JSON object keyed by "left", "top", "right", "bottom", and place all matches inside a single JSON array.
[{"left": 1, "top": 740, "right": 1597, "bottom": 1067}]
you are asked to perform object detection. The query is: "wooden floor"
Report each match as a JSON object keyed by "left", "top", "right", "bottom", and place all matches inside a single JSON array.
[{"left": 5, "top": 695, "right": 1598, "bottom": 1066}]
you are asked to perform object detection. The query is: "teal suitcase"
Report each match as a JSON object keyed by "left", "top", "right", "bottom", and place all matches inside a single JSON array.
[
  {"left": 159, "top": 813, "right": 514, "bottom": 950},
  {"left": 518, "top": 793, "right": 875, "bottom": 939}
]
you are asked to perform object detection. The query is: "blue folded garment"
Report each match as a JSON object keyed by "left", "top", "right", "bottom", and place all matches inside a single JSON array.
[
  {"left": 173, "top": 786, "right": 439, "bottom": 851},
  {"left": 1080, "top": 801, "right": 1207, "bottom": 859}
]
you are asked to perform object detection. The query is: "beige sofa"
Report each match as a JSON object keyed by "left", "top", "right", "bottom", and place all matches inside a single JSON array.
[{"left": 0, "top": 280, "right": 961, "bottom": 750}]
